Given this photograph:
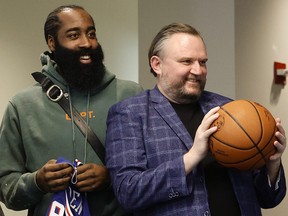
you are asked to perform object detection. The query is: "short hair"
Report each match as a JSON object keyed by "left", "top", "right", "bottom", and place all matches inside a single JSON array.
[
  {"left": 148, "top": 23, "right": 205, "bottom": 76},
  {"left": 44, "top": 5, "right": 94, "bottom": 44}
]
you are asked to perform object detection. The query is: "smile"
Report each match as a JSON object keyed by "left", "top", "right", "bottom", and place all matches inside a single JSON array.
[
  {"left": 80, "top": 55, "right": 92, "bottom": 64},
  {"left": 187, "top": 78, "right": 200, "bottom": 83},
  {"left": 80, "top": 55, "right": 91, "bottom": 60}
]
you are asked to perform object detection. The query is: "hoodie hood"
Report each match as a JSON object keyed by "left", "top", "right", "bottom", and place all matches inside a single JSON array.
[{"left": 39, "top": 51, "right": 116, "bottom": 95}]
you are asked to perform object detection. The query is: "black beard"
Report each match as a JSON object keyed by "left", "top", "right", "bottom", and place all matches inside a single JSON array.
[{"left": 53, "top": 42, "right": 105, "bottom": 91}]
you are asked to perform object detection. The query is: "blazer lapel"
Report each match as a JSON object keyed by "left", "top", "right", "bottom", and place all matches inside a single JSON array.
[{"left": 150, "top": 87, "right": 193, "bottom": 150}]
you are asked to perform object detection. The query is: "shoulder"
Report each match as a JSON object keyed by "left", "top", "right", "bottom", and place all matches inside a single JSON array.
[
  {"left": 2, "top": 84, "right": 43, "bottom": 118},
  {"left": 114, "top": 78, "right": 143, "bottom": 101},
  {"left": 106, "top": 90, "right": 154, "bottom": 128},
  {"left": 201, "top": 91, "right": 232, "bottom": 103},
  {"left": 109, "top": 89, "right": 150, "bottom": 112},
  {"left": 10, "top": 84, "right": 42, "bottom": 105},
  {"left": 115, "top": 79, "right": 143, "bottom": 93},
  {"left": 199, "top": 91, "right": 233, "bottom": 113}
]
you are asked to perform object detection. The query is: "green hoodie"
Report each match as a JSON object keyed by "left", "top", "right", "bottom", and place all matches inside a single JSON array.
[{"left": 0, "top": 52, "right": 143, "bottom": 215}]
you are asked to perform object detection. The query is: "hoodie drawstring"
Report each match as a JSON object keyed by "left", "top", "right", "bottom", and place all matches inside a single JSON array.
[{"left": 68, "top": 87, "right": 90, "bottom": 163}]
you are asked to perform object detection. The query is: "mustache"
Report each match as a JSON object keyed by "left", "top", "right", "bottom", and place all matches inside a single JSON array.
[
  {"left": 186, "top": 75, "right": 205, "bottom": 82},
  {"left": 78, "top": 49, "right": 95, "bottom": 57},
  {"left": 73, "top": 47, "right": 104, "bottom": 63}
]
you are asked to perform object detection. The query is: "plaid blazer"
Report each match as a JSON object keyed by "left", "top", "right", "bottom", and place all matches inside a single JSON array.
[{"left": 105, "top": 86, "right": 286, "bottom": 216}]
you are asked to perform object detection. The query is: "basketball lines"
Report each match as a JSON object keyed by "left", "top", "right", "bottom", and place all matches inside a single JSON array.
[{"left": 218, "top": 101, "right": 274, "bottom": 168}]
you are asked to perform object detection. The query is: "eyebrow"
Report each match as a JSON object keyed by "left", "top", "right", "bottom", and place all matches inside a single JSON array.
[
  {"left": 65, "top": 26, "right": 96, "bottom": 34},
  {"left": 179, "top": 57, "right": 208, "bottom": 61}
]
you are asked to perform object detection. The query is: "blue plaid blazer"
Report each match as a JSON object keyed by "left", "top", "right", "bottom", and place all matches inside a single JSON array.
[{"left": 105, "top": 86, "right": 286, "bottom": 216}]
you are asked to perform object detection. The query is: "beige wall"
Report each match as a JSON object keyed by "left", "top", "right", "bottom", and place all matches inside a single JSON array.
[
  {"left": 236, "top": 1, "right": 288, "bottom": 215},
  {"left": 0, "top": 0, "right": 287, "bottom": 216}
]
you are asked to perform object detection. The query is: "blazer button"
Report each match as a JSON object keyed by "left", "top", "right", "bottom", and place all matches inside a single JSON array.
[
  {"left": 168, "top": 192, "right": 179, "bottom": 199},
  {"left": 169, "top": 192, "right": 174, "bottom": 199}
]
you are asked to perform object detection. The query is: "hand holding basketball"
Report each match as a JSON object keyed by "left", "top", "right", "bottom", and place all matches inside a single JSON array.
[
  {"left": 193, "top": 106, "right": 220, "bottom": 158},
  {"left": 266, "top": 118, "right": 286, "bottom": 168},
  {"left": 209, "top": 100, "right": 277, "bottom": 171},
  {"left": 184, "top": 106, "right": 220, "bottom": 175}
]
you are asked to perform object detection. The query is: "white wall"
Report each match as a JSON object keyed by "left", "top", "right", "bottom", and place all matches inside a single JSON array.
[{"left": 236, "top": 1, "right": 288, "bottom": 215}]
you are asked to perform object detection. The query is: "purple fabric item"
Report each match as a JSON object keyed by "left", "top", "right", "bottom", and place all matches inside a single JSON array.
[{"left": 46, "top": 158, "right": 91, "bottom": 216}]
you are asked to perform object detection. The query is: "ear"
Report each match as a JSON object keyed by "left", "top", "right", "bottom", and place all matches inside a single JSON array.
[
  {"left": 150, "top": 56, "right": 162, "bottom": 75},
  {"left": 47, "top": 35, "right": 56, "bottom": 52}
]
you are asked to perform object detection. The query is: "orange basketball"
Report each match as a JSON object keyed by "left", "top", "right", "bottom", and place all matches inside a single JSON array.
[{"left": 209, "top": 100, "right": 277, "bottom": 171}]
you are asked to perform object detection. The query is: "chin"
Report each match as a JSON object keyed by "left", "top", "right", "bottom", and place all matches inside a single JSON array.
[{"left": 185, "top": 86, "right": 201, "bottom": 94}]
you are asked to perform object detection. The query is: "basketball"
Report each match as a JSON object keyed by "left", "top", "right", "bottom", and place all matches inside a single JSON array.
[{"left": 209, "top": 100, "right": 277, "bottom": 171}]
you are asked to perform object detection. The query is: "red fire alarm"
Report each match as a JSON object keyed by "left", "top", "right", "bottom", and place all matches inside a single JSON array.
[{"left": 274, "top": 62, "right": 287, "bottom": 85}]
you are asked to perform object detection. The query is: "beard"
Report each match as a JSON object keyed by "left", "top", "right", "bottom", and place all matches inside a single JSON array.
[
  {"left": 161, "top": 75, "right": 206, "bottom": 104},
  {"left": 53, "top": 41, "right": 105, "bottom": 91}
]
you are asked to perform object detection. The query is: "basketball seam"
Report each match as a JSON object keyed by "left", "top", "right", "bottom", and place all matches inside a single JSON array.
[
  {"left": 219, "top": 101, "right": 267, "bottom": 168},
  {"left": 220, "top": 104, "right": 260, "bottom": 149},
  {"left": 216, "top": 101, "right": 275, "bottom": 170},
  {"left": 248, "top": 101, "right": 270, "bottom": 163}
]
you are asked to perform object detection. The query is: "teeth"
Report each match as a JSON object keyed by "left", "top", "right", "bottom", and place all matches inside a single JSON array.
[{"left": 80, "top": 55, "right": 90, "bottom": 60}]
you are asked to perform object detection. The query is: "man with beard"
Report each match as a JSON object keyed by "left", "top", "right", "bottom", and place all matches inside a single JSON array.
[
  {"left": 105, "top": 23, "right": 286, "bottom": 216},
  {"left": 0, "top": 5, "right": 142, "bottom": 216}
]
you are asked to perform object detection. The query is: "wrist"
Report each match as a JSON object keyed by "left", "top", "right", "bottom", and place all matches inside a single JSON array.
[{"left": 183, "top": 149, "right": 203, "bottom": 175}]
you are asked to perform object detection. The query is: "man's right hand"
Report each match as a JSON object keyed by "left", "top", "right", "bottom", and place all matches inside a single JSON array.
[
  {"left": 183, "top": 106, "right": 220, "bottom": 175},
  {"left": 36, "top": 159, "right": 74, "bottom": 193}
]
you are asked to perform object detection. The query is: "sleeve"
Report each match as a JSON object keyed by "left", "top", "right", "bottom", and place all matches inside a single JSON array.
[
  {"left": 254, "top": 165, "right": 286, "bottom": 208},
  {"left": 105, "top": 102, "right": 190, "bottom": 212},
  {"left": 0, "top": 102, "right": 45, "bottom": 210}
]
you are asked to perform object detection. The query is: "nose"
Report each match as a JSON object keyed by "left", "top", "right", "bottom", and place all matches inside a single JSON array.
[
  {"left": 79, "top": 35, "right": 92, "bottom": 49},
  {"left": 190, "top": 61, "right": 202, "bottom": 75}
]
